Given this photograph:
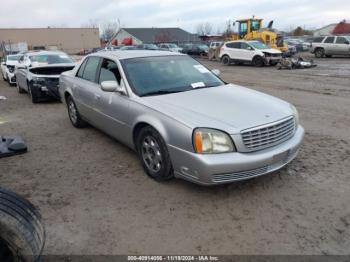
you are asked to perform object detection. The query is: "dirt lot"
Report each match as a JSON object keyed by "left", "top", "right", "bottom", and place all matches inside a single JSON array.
[{"left": 1, "top": 55, "right": 350, "bottom": 255}]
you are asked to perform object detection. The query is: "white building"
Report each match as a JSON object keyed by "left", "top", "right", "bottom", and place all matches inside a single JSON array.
[
  {"left": 313, "top": 24, "right": 337, "bottom": 36},
  {"left": 112, "top": 28, "right": 198, "bottom": 45}
]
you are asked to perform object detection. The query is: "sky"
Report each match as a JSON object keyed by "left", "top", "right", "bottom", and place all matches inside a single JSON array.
[{"left": 0, "top": 0, "right": 349, "bottom": 33}]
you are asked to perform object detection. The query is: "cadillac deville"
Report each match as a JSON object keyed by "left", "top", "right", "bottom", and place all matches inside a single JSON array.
[{"left": 59, "top": 51, "right": 304, "bottom": 185}]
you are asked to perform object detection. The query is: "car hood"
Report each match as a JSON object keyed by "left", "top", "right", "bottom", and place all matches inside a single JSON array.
[
  {"left": 262, "top": 48, "right": 282, "bottom": 54},
  {"left": 142, "top": 84, "right": 293, "bottom": 134},
  {"left": 30, "top": 62, "right": 77, "bottom": 69}
]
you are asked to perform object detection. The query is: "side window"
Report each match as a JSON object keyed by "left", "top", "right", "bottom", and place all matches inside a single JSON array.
[
  {"left": 76, "top": 58, "right": 88, "bottom": 78},
  {"left": 82, "top": 56, "right": 101, "bottom": 83},
  {"left": 226, "top": 42, "right": 240, "bottom": 48},
  {"left": 98, "top": 59, "right": 121, "bottom": 84},
  {"left": 324, "top": 37, "right": 335, "bottom": 43},
  {"left": 336, "top": 37, "right": 349, "bottom": 44},
  {"left": 240, "top": 43, "right": 251, "bottom": 50},
  {"left": 313, "top": 37, "right": 324, "bottom": 43}
]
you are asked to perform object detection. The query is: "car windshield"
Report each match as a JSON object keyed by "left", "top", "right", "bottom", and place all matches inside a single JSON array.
[
  {"left": 121, "top": 55, "right": 224, "bottom": 97},
  {"left": 198, "top": 44, "right": 209, "bottom": 50},
  {"left": 168, "top": 44, "right": 178, "bottom": 48},
  {"left": 7, "top": 55, "right": 21, "bottom": 61},
  {"left": 29, "top": 53, "right": 74, "bottom": 64},
  {"left": 249, "top": 41, "right": 268, "bottom": 49}
]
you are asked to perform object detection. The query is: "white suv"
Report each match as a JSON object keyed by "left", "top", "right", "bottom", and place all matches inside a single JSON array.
[{"left": 219, "top": 40, "right": 282, "bottom": 67}]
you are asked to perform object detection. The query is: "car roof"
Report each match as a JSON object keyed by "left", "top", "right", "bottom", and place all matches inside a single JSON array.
[
  {"left": 88, "top": 50, "right": 185, "bottom": 60},
  {"left": 25, "top": 50, "right": 68, "bottom": 56}
]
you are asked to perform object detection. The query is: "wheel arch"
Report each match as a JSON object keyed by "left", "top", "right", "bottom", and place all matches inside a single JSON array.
[{"left": 132, "top": 114, "right": 173, "bottom": 151}]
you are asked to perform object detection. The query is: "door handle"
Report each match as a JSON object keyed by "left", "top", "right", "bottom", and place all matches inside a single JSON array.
[{"left": 94, "top": 94, "right": 101, "bottom": 100}]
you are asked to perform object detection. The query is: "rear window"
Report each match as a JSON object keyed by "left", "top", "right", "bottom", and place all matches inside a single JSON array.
[
  {"left": 312, "top": 37, "right": 325, "bottom": 43},
  {"left": 324, "top": 37, "right": 335, "bottom": 43},
  {"left": 336, "top": 37, "right": 349, "bottom": 44}
]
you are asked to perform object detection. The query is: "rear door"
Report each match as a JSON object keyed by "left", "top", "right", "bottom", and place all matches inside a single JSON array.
[
  {"left": 224, "top": 42, "right": 241, "bottom": 60},
  {"left": 323, "top": 36, "right": 335, "bottom": 54},
  {"left": 335, "top": 36, "right": 350, "bottom": 55},
  {"left": 73, "top": 56, "right": 102, "bottom": 124}
]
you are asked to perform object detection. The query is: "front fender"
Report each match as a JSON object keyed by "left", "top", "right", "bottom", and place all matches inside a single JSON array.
[{"left": 132, "top": 109, "right": 194, "bottom": 153}]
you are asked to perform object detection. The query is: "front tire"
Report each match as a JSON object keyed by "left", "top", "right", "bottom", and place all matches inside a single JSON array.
[
  {"left": 66, "top": 96, "right": 87, "bottom": 128},
  {"left": 315, "top": 48, "right": 325, "bottom": 58},
  {"left": 136, "top": 126, "right": 174, "bottom": 181},
  {"left": 28, "top": 84, "right": 39, "bottom": 103},
  {"left": 252, "top": 56, "right": 265, "bottom": 67}
]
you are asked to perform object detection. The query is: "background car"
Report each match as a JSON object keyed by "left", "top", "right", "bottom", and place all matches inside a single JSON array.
[
  {"left": 311, "top": 36, "right": 350, "bottom": 57},
  {"left": 158, "top": 43, "right": 183, "bottom": 53},
  {"left": 1, "top": 54, "right": 22, "bottom": 85},
  {"left": 181, "top": 43, "right": 209, "bottom": 56},
  {"left": 209, "top": 41, "right": 224, "bottom": 50},
  {"left": 15, "top": 51, "right": 76, "bottom": 103},
  {"left": 59, "top": 50, "right": 303, "bottom": 185},
  {"left": 220, "top": 40, "right": 282, "bottom": 66},
  {"left": 136, "top": 44, "right": 160, "bottom": 50}
]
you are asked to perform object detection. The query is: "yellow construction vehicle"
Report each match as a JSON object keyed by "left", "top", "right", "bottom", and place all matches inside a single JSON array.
[{"left": 230, "top": 17, "right": 288, "bottom": 53}]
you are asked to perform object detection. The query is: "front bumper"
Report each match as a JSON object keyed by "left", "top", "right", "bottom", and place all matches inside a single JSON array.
[
  {"left": 169, "top": 126, "right": 304, "bottom": 185},
  {"left": 31, "top": 78, "right": 60, "bottom": 100}
]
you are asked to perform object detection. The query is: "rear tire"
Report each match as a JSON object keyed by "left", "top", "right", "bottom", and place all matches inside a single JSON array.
[
  {"left": 252, "top": 56, "right": 265, "bottom": 67},
  {"left": 66, "top": 95, "right": 87, "bottom": 128},
  {"left": 221, "top": 55, "right": 231, "bottom": 66},
  {"left": 0, "top": 187, "right": 45, "bottom": 262},
  {"left": 315, "top": 48, "right": 325, "bottom": 58},
  {"left": 136, "top": 126, "right": 174, "bottom": 181},
  {"left": 17, "top": 83, "right": 25, "bottom": 94}
]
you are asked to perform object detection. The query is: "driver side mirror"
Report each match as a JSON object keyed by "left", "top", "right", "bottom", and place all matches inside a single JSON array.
[{"left": 101, "top": 80, "right": 127, "bottom": 95}]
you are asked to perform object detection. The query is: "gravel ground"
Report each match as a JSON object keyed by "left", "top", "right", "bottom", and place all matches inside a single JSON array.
[{"left": 0, "top": 55, "right": 350, "bottom": 255}]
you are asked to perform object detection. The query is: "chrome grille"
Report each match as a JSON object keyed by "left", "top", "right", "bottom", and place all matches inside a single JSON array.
[
  {"left": 212, "top": 166, "right": 268, "bottom": 183},
  {"left": 241, "top": 117, "right": 295, "bottom": 151}
]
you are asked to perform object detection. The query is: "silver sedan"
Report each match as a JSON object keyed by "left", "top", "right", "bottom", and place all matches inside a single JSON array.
[{"left": 59, "top": 51, "right": 304, "bottom": 185}]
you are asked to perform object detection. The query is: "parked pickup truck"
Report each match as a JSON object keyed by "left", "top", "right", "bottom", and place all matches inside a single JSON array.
[{"left": 311, "top": 36, "right": 350, "bottom": 58}]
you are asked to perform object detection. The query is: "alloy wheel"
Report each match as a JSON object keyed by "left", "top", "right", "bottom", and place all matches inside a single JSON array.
[
  {"left": 141, "top": 136, "right": 162, "bottom": 173},
  {"left": 68, "top": 100, "right": 78, "bottom": 124}
]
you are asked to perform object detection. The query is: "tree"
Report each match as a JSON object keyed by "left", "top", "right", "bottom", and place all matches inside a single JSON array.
[
  {"left": 222, "top": 20, "right": 233, "bottom": 38},
  {"left": 100, "top": 20, "right": 120, "bottom": 42},
  {"left": 196, "top": 22, "right": 213, "bottom": 36},
  {"left": 292, "top": 26, "right": 313, "bottom": 36}
]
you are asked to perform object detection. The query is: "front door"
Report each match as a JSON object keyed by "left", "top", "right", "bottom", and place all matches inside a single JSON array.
[{"left": 94, "top": 58, "right": 130, "bottom": 142}]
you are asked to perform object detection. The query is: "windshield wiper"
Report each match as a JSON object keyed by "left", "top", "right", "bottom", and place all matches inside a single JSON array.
[{"left": 141, "top": 90, "right": 184, "bottom": 97}]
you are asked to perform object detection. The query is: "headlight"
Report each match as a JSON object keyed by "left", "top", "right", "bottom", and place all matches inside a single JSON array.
[
  {"left": 193, "top": 128, "right": 236, "bottom": 154},
  {"left": 290, "top": 104, "right": 299, "bottom": 128}
]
